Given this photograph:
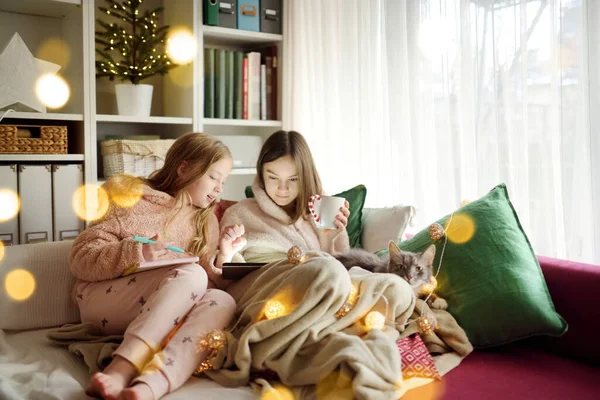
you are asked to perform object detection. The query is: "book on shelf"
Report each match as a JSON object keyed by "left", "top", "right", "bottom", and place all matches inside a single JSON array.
[
  {"left": 260, "top": 64, "right": 267, "bottom": 120},
  {"left": 226, "top": 50, "right": 234, "bottom": 119},
  {"left": 242, "top": 56, "right": 249, "bottom": 119},
  {"left": 203, "top": 45, "right": 278, "bottom": 121},
  {"left": 204, "top": 48, "right": 215, "bottom": 118},
  {"left": 215, "top": 48, "right": 226, "bottom": 118},
  {"left": 234, "top": 51, "right": 244, "bottom": 119},
  {"left": 247, "top": 52, "right": 261, "bottom": 120},
  {"left": 262, "top": 46, "right": 278, "bottom": 121}
]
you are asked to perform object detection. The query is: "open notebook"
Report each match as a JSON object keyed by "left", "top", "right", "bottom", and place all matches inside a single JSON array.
[{"left": 123, "top": 256, "right": 200, "bottom": 276}]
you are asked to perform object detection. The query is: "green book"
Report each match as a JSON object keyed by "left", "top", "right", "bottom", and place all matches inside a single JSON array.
[
  {"left": 204, "top": 48, "right": 215, "bottom": 118},
  {"left": 215, "top": 48, "right": 226, "bottom": 119},
  {"left": 226, "top": 51, "right": 234, "bottom": 119},
  {"left": 234, "top": 51, "right": 244, "bottom": 119}
]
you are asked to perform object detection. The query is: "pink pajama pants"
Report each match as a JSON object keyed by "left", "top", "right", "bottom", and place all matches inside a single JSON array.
[{"left": 73, "top": 264, "right": 235, "bottom": 399}]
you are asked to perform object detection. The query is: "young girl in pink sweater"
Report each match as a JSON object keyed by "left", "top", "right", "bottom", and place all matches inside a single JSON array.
[
  {"left": 69, "top": 133, "right": 245, "bottom": 400},
  {"left": 221, "top": 130, "right": 350, "bottom": 263}
]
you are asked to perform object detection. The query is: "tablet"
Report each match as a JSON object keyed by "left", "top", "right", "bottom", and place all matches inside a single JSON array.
[{"left": 222, "top": 262, "right": 266, "bottom": 280}]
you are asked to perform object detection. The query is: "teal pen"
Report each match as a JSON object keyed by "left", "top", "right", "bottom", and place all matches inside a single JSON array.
[{"left": 132, "top": 236, "right": 186, "bottom": 254}]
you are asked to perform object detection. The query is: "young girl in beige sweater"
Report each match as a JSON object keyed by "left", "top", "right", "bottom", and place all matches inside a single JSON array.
[
  {"left": 69, "top": 133, "right": 245, "bottom": 400},
  {"left": 221, "top": 130, "right": 350, "bottom": 263}
]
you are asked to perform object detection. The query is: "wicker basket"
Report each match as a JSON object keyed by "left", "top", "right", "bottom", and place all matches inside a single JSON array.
[
  {"left": 100, "top": 139, "right": 175, "bottom": 178},
  {"left": 0, "top": 125, "right": 68, "bottom": 154}
]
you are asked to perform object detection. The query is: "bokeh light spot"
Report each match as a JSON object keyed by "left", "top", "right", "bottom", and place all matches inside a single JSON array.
[
  {"left": 5, "top": 269, "right": 36, "bottom": 301},
  {"left": 36, "top": 74, "right": 70, "bottom": 108},
  {"left": 445, "top": 213, "right": 476, "bottom": 244},
  {"left": 316, "top": 370, "right": 353, "bottom": 400},
  {"left": 72, "top": 184, "right": 110, "bottom": 222},
  {"left": 0, "top": 241, "right": 5, "bottom": 262},
  {"left": 0, "top": 189, "right": 20, "bottom": 222},
  {"left": 106, "top": 175, "right": 144, "bottom": 208},
  {"left": 37, "top": 38, "right": 71, "bottom": 69},
  {"left": 260, "top": 384, "right": 295, "bottom": 400},
  {"left": 167, "top": 29, "right": 197, "bottom": 64}
]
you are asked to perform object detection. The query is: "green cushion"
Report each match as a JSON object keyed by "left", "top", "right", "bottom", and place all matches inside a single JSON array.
[
  {"left": 377, "top": 184, "right": 567, "bottom": 348},
  {"left": 245, "top": 184, "right": 367, "bottom": 248},
  {"left": 334, "top": 185, "right": 367, "bottom": 248}
]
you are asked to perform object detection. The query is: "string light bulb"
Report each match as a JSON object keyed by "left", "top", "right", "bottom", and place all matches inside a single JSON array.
[
  {"left": 365, "top": 311, "right": 385, "bottom": 330},
  {"left": 264, "top": 299, "right": 287, "bottom": 320},
  {"left": 428, "top": 223, "right": 446, "bottom": 240},
  {"left": 417, "top": 313, "right": 438, "bottom": 336},
  {"left": 335, "top": 302, "right": 353, "bottom": 319},
  {"left": 420, "top": 276, "right": 438, "bottom": 295}
]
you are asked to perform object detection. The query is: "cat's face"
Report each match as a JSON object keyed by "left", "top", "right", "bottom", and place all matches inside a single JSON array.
[{"left": 388, "top": 242, "right": 435, "bottom": 289}]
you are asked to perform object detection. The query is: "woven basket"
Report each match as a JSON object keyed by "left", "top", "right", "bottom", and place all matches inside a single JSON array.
[
  {"left": 0, "top": 125, "right": 68, "bottom": 154},
  {"left": 100, "top": 139, "right": 175, "bottom": 178}
]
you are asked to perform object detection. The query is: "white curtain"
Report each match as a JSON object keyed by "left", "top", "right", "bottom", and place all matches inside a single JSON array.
[{"left": 283, "top": 0, "right": 598, "bottom": 264}]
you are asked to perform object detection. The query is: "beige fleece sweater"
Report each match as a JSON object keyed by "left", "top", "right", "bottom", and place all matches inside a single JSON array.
[
  {"left": 69, "top": 180, "right": 220, "bottom": 283},
  {"left": 221, "top": 179, "right": 350, "bottom": 263}
]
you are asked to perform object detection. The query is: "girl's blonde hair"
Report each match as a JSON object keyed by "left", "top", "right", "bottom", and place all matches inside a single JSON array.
[
  {"left": 256, "top": 130, "right": 323, "bottom": 223},
  {"left": 147, "top": 132, "right": 231, "bottom": 260}
]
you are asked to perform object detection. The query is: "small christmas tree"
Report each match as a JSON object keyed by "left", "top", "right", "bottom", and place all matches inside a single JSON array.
[{"left": 95, "top": 0, "right": 173, "bottom": 84}]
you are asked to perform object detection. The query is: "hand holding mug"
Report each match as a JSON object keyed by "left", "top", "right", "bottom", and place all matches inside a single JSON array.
[{"left": 309, "top": 195, "right": 350, "bottom": 234}]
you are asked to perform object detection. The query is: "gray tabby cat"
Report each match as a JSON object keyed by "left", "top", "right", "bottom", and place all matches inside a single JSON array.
[{"left": 336, "top": 241, "right": 448, "bottom": 310}]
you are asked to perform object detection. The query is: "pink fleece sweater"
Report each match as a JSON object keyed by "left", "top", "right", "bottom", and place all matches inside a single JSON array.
[
  {"left": 69, "top": 181, "right": 219, "bottom": 282},
  {"left": 221, "top": 180, "right": 350, "bottom": 263}
]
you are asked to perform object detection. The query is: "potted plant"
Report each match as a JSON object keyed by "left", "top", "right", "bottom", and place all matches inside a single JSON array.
[{"left": 95, "top": 0, "right": 174, "bottom": 116}]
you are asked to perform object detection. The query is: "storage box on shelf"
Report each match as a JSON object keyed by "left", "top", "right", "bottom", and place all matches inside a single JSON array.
[
  {"left": 100, "top": 139, "right": 175, "bottom": 179},
  {"left": 0, "top": 125, "right": 68, "bottom": 154}
]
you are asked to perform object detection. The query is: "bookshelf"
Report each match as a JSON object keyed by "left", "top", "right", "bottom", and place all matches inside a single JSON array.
[{"left": 0, "top": 0, "right": 285, "bottom": 214}]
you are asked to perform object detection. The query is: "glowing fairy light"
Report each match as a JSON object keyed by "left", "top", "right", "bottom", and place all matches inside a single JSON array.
[
  {"left": 264, "top": 299, "right": 287, "bottom": 320},
  {"left": 348, "top": 285, "right": 358, "bottom": 304},
  {"left": 365, "top": 311, "right": 385, "bottom": 330},
  {"left": 5, "top": 269, "right": 36, "bottom": 301},
  {"left": 420, "top": 276, "right": 438, "bottom": 295},
  {"left": 0, "top": 189, "right": 20, "bottom": 222}
]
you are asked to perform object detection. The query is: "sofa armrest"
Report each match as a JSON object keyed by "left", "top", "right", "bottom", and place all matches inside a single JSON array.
[{"left": 533, "top": 255, "right": 600, "bottom": 365}]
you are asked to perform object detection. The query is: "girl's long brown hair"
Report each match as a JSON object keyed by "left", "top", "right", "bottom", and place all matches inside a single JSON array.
[
  {"left": 147, "top": 132, "right": 231, "bottom": 260},
  {"left": 256, "top": 130, "right": 323, "bottom": 223}
]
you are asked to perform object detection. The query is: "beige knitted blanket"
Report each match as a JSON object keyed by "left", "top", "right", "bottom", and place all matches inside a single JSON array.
[{"left": 208, "top": 253, "right": 472, "bottom": 399}]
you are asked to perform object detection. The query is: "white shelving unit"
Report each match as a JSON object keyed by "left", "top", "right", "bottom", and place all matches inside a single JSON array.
[
  {"left": 230, "top": 168, "right": 257, "bottom": 176},
  {"left": 96, "top": 114, "right": 193, "bottom": 125},
  {"left": 203, "top": 25, "right": 282, "bottom": 47},
  {"left": 1, "top": 112, "right": 84, "bottom": 121},
  {"left": 203, "top": 118, "right": 282, "bottom": 127},
  {"left": 0, "top": 0, "right": 286, "bottom": 203},
  {"left": 0, "top": 154, "right": 84, "bottom": 162}
]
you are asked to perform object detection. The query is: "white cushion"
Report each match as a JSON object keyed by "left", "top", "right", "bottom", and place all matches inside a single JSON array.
[
  {"left": 0, "top": 240, "right": 79, "bottom": 330},
  {"left": 361, "top": 205, "right": 415, "bottom": 253}
]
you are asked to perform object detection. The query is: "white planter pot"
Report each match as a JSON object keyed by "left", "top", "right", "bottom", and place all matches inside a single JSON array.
[{"left": 115, "top": 83, "right": 153, "bottom": 116}]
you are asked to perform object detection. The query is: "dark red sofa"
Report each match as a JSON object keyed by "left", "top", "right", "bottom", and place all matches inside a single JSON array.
[{"left": 407, "top": 256, "right": 600, "bottom": 400}]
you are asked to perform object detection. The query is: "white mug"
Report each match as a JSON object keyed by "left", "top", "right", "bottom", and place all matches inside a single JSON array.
[{"left": 308, "top": 195, "right": 346, "bottom": 229}]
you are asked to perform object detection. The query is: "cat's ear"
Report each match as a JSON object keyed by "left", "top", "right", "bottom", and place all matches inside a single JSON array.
[
  {"left": 388, "top": 241, "right": 401, "bottom": 258},
  {"left": 421, "top": 244, "right": 436, "bottom": 264}
]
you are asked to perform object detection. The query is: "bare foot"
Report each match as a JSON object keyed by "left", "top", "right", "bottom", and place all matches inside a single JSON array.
[
  {"left": 118, "top": 383, "right": 154, "bottom": 400},
  {"left": 86, "top": 356, "right": 138, "bottom": 399},
  {"left": 86, "top": 372, "right": 128, "bottom": 400}
]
